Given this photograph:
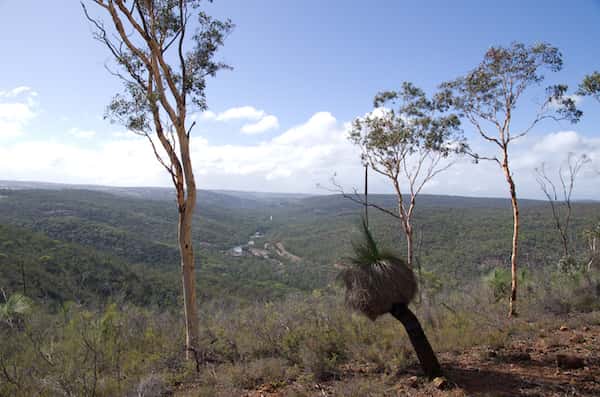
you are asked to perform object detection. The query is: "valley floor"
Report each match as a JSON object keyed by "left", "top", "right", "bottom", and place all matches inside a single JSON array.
[{"left": 176, "top": 318, "right": 600, "bottom": 397}]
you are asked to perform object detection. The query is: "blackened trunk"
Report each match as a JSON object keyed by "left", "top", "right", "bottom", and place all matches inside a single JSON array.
[{"left": 390, "top": 303, "right": 441, "bottom": 379}]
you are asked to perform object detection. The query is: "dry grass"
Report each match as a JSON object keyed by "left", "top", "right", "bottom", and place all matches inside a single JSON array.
[{"left": 3, "top": 268, "right": 600, "bottom": 397}]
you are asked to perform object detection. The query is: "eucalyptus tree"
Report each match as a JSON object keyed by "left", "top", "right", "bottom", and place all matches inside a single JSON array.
[
  {"left": 82, "top": 0, "right": 233, "bottom": 360},
  {"left": 439, "top": 42, "right": 581, "bottom": 316},
  {"left": 348, "top": 82, "right": 465, "bottom": 268},
  {"left": 577, "top": 72, "right": 600, "bottom": 175},
  {"left": 577, "top": 71, "right": 600, "bottom": 103}
]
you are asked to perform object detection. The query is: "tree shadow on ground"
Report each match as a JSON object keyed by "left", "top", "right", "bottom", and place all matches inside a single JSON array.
[{"left": 443, "top": 364, "right": 591, "bottom": 397}]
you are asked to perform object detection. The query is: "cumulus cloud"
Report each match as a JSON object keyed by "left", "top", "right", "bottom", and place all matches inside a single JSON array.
[
  {"left": 0, "top": 86, "right": 37, "bottom": 98},
  {"left": 189, "top": 112, "right": 361, "bottom": 190},
  {"left": 199, "top": 106, "right": 265, "bottom": 122},
  {"left": 2, "top": 98, "right": 599, "bottom": 198},
  {"left": 0, "top": 138, "right": 167, "bottom": 187},
  {"left": 0, "top": 86, "right": 38, "bottom": 138},
  {"left": 194, "top": 105, "right": 280, "bottom": 135},
  {"left": 241, "top": 115, "right": 279, "bottom": 134},
  {"left": 532, "top": 131, "right": 588, "bottom": 154}
]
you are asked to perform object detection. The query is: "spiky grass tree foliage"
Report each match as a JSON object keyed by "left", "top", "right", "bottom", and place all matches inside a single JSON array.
[
  {"left": 338, "top": 221, "right": 441, "bottom": 378},
  {"left": 339, "top": 221, "right": 417, "bottom": 320}
]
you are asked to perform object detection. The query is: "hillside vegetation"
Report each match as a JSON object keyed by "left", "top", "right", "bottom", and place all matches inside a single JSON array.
[
  {"left": 1, "top": 185, "right": 599, "bottom": 396},
  {"left": 0, "top": 186, "right": 598, "bottom": 306}
]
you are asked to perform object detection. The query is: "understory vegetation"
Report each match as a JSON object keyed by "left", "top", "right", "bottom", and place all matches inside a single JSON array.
[
  {"left": 2, "top": 265, "right": 599, "bottom": 396},
  {"left": 1, "top": 188, "right": 599, "bottom": 395}
]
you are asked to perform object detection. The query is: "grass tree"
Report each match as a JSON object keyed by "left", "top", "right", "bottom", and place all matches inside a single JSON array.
[
  {"left": 347, "top": 82, "right": 465, "bottom": 269},
  {"left": 82, "top": 0, "right": 233, "bottom": 360},
  {"left": 439, "top": 42, "right": 581, "bottom": 316},
  {"left": 338, "top": 220, "right": 441, "bottom": 378}
]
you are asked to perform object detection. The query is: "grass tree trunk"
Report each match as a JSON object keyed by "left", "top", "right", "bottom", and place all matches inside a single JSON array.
[
  {"left": 502, "top": 154, "right": 519, "bottom": 317},
  {"left": 390, "top": 303, "right": 441, "bottom": 379}
]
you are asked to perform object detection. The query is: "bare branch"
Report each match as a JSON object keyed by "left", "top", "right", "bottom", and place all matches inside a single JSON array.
[{"left": 323, "top": 176, "right": 401, "bottom": 220}]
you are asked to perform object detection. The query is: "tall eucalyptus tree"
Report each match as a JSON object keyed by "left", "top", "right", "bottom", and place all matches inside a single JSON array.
[{"left": 83, "top": 0, "right": 233, "bottom": 360}]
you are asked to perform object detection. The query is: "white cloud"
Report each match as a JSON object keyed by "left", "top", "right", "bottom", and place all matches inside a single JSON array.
[
  {"left": 217, "top": 106, "right": 265, "bottom": 121},
  {"left": 532, "top": 130, "right": 584, "bottom": 153},
  {"left": 194, "top": 106, "right": 281, "bottom": 134},
  {"left": 0, "top": 86, "right": 37, "bottom": 98},
  {"left": 2, "top": 99, "right": 599, "bottom": 198},
  {"left": 185, "top": 111, "right": 368, "bottom": 192},
  {"left": 68, "top": 127, "right": 97, "bottom": 139},
  {"left": 273, "top": 112, "right": 339, "bottom": 145},
  {"left": 0, "top": 138, "right": 167, "bottom": 187},
  {"left": 0, "top": 86, "right": 38, "bottom": 138},
  {"left": 200, "top": 106, "right": 266, "bottom": 122},
  {"left": 241, "top": 115, "right": 279, "bottom": 134}
]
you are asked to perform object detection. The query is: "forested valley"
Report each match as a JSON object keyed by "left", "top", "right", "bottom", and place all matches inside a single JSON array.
[{"left": 2, "top": 1, "right": 600, "bottom": 396}]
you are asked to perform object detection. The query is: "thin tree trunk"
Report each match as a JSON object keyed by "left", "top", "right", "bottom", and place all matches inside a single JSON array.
[
  {"left": 20, "top": 261, "right": 26, "bottom": 296},
  {"left": 406, "top": 226, "right": 414, "bottom": 269},
  {"left": 502, "top": 156, "right": 519, "bottom": 317},
  {"left": 177, "top": 123, "right": 200, "bottom": 362},
  {"left": 393, "top": 182, "right": 413, "bottom": 269},
  {"left": 559, "top": 229, "right": 569, "bottom": 258},
  {"left": 390, "top": 303, "right": 441, "bottom": 379},
  {"left": 178, "top": 206, "right": 199, "bottom": 360},
  {"left": 364, "top": 165, "right": 369, "bottom": 227}
]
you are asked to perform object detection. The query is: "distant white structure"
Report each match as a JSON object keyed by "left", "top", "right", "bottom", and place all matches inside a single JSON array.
[
  {"left": 248, "top": 240, "right": 255, "bottom": 246},
  {"left": 232, "top": 246, "right": 243, "bottom": 256}
]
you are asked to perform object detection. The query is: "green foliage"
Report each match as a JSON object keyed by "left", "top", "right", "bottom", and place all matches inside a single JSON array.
[
  {"left": 558, "top": 255, "right": 583, "bottom": 274},
  {"left": 0, "top": 189, "right": 309, "bottom": 306},
  {"left": 0, "top": 303, "right": 184, "bottom": 397},
  {"left": 420, "top": 269, "right": 444, "bottom": 299},
  {"left": 439, "top": 42, "right": 581, "bottom": 149},
  {"left": 1, "top": 187, "right": 598, "bottom": 309},
  {"left": 0, "top": 223, "right": 180, "bottom": 307},
  {"left": 0, "top": 293, "right": 32, "bottom": 327},
  {"left": 577, "top": 71, "right": 600, "bottom": 103},
  {"left": 86, "top": 0, "right": 234, "bottom": 133},
  {"left": 484, "top": 267, "right": 530, "bottom": 303},
  {"left": 534, "top": 269, "right": 600, "bottom": 314},
  {"left": 484, "top": 268, "right": 512, "bottom": 302},
  {"left": 349, "top": 81, "right": 465, "bottom": 177},
  {"left": 1, "top": 274, "right": 599, "bottom": 395},
  {"left": 346, "top": 219, "right": 398, "bottom": 267}
]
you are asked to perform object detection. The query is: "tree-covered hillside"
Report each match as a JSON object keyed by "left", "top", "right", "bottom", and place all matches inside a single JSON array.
[
  {"left": 262, "top": 194, "right": 600, "bottom": 281},
  {"left": 0, "top": 186, "right": 598, "bottom": 307}
]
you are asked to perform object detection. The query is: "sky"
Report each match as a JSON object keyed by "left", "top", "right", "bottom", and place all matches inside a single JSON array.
[{"left": 0, "top": 0, "right": 599, "bottom": 199}]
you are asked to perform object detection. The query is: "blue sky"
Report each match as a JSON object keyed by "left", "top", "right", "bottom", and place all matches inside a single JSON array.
[{"left": 0, "top": 0, "right": 599, "bottom": 198}]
